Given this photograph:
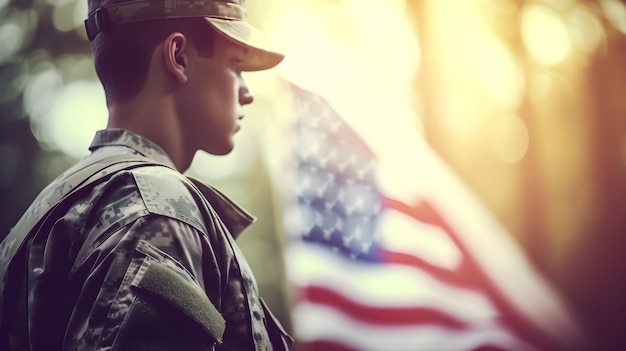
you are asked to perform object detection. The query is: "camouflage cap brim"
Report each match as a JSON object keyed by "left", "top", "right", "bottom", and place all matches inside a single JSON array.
[
  {"left": 84, "top": 0, "right": 284, "bottom": 71},
  {"left": 205, "top": 17, "right": 283, "bottom": 71}
]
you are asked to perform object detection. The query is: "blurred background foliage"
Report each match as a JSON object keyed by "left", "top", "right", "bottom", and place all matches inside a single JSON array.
[
  {"left": 1, "top": 0, "right": 625, "bottom": 350},
  {"left": 413, "top": 0, "right": 625, "bottom": 271},
  {"left": 405, "top": 1, "right": 626, "bottom": 349}
]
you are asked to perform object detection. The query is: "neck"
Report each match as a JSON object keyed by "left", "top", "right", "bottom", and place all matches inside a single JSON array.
[{"left": 107, "top": 92, "right": 192, "bottom": 172}]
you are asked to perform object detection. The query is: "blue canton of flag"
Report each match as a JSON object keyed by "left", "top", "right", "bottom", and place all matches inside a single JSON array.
[{"left": 291, "top": 83, "right": 382, "bottom": 262}]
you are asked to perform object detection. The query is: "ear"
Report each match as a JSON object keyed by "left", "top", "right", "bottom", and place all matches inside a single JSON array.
[{"left": 163, "top": 32, "right": 189, "bottom": 85}]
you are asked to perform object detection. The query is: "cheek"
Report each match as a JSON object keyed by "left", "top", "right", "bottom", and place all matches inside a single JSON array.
[
  {"left": 220, "top": 74, "right": 240, "bottom": 105},
  {"left": 205, "top": 73, "right": 238, "bottom": 108}
]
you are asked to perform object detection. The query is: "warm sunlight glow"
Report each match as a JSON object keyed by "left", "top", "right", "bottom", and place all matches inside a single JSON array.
[
  {"left": 521, "top": 4, "right": 572, "bottom": 66},
  {"left": 48, "top": 81, "right": 107, "bottom": 158},
  {"left": 24, "top": 66, "right": 107, "bottom": 158},
  {"left": 478, "top": 38, "right": 524, "bottom": 111},
  {"left": 266, "top": 0, "right": 423, "bottom": 196},
  {"left": 490, "top": 114, "right": 529, "bottom": 164},
  {"left": 600, "top": 0, "right": 626, "bottom": 35},
  {"left": 568, "top": 4, "right": 604, "bottom": 54}
]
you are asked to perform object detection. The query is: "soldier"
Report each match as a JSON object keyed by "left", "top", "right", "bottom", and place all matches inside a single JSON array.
[{"left": 0, "top": 0, "right": 292, "bottom": 350}]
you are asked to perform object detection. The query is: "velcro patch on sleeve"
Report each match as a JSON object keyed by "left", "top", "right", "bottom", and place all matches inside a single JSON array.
[{"left": 133, "top": 259, "right": 226, "bottom": 342}]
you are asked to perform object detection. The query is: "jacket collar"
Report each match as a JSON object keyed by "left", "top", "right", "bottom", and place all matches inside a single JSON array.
[
  {"left": 89, "top": 128, "right": 177, "bottom": 169},
  {"left": 89, "top": 129, "right": 255, "bottom": 238}
]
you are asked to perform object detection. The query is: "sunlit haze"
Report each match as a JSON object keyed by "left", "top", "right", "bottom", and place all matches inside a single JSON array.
[{"left": 5, "top": 0, "right": 626, "bottom": 348}]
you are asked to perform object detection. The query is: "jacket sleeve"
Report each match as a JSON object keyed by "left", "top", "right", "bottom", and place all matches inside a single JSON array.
[{"left": 63, "top": 214, "right": 227, "bottom": 351}]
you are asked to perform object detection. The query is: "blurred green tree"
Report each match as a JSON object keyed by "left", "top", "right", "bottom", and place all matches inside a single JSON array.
[{"left": 0, "top": 0, "right": 91, "bottom": 239}]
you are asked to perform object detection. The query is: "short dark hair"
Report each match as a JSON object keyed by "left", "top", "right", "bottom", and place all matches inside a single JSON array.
[{"left": 91, "top": 17, "right": 215, "bottom": 102}]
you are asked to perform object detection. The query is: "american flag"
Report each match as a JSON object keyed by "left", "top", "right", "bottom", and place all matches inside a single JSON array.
[{"left": 278, "top": 82, "right": 588, "bottom": 351}]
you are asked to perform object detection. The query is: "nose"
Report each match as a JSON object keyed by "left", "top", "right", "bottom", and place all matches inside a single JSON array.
[{"left": 239, "top": 76, "right": 254, "bottom": 106}]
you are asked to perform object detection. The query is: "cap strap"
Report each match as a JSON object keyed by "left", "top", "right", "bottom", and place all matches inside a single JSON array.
[{"left": 84, "top": 0, "right": 247, "bottom": 41}]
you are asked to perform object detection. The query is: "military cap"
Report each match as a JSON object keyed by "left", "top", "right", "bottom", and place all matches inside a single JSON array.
[{"left": 85, "top": 0, "right": 284, "bottom": 71}]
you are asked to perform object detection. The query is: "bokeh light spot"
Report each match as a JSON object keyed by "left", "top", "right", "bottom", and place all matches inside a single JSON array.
[
  {"left": 568, "top": 4, "right": 604, "bottom": 54},
  {"left": 74, "top": 0, "right": 88, "bottom": 30},
  {"left": 491, "top": 114, "right": 529, "bottom": 164},
  {"left": 52, "top": 0, "right": 83, "bottom": 32},
  {"left": 24, "top": 68, "right": 64, "bottom": 124},
  {"left": 600, "top": 0, "right": 626, "bottom": 35},
  {"left": 0, "top": 8, "right": 38, "bottom": 63},
  {"left": 521, "top": 4, "right": 571, "bottom": 66},
  {"left": 57, "top": 54, "right": 97, "bottom": 81},
  {"left": 0, "top": 23, "right": 24, "bottom": 63},
  {"left": 48, "top": 81, "right": 107, "bottom": 158}
]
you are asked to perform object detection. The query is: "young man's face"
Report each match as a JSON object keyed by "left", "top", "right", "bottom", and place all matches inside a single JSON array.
[{"left": 179, "top": 33, "right": 254, "bottom": 156}]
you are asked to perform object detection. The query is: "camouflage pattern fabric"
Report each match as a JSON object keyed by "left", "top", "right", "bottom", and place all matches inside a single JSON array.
[
  {"left": 104, "top": 0, "right": 247, "bottom": 23},
  {"left": 85, "top": 0, "right": 247, "bottom": 41},
  {"left": 86, "top": 0, "right": 246, "bottom": 26},
  {"left": 0, "top": 129, "right": 292, "bottom": 350}
]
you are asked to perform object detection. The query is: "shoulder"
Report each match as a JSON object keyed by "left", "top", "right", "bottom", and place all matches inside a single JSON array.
[
  {"left": 127, "top": 166, "right": 209, "bottom": 235},
  {"left": 72, "top": 164, "right": 210, "bottom": 242}
]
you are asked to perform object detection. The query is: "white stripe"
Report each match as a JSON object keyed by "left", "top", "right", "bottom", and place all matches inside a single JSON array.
[
  {"left": 374, "top": 134, "right": 589, "bottom": 349},
  {"left": 380, "top": 209, "right": 463, "bottom": 271},
  {"left": 293, "top": 303, "right": 539, "bottom": 351},
  {"left": 286, "top": 243, "right": 498, "bottom": 323}
]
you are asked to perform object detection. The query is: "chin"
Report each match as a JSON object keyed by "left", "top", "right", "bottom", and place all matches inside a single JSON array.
[{"left": 207, "top": 143, "right": 234, "bottom": 156}]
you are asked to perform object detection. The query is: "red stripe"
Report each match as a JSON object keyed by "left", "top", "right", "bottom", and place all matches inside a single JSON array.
[
  {"left": 297, "top": 340, "right": 515, "bottom": 351},
  {"left": 297, "top": 340, "right": 358, "bottom": 351},
  {"left": 473, "top": 346, "right": 515, "bottom": 351},
  {"left": 382, "top": 197, "right": 447, "bottom": 228},
  {"left": 301, "top": 285, "right": 467, "bottom": 328},
  {"left": 379, "top": 198, "right": 488, "bottom": 288},
  {"left": 382, "top": 197, "right": 560, "bottom": 351},
  {"left": 381, "top": 249, "right": 482, "bottom": 288}
]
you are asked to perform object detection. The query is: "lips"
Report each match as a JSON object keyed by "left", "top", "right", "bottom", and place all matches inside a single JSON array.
[{"left": 235, "top": 115, "right": 244, "bottom": 132}]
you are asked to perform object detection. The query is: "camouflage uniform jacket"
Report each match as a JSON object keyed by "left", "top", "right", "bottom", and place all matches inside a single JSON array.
[{"left": 0, "top": 129, "right": 292, "bottom": 351}]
